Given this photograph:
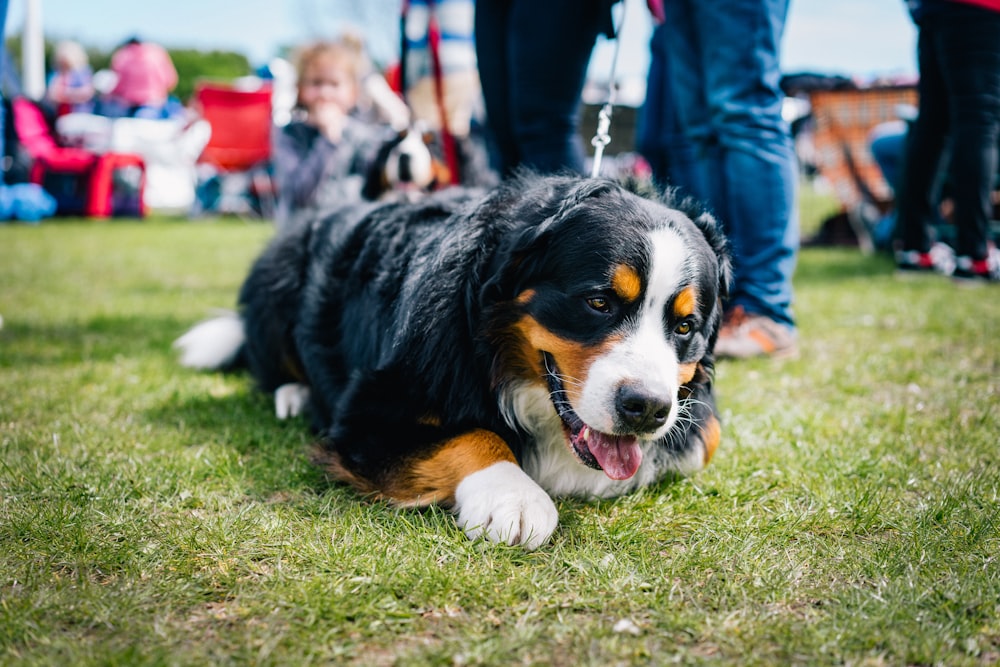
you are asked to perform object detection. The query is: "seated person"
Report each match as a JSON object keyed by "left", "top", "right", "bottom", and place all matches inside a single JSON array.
[
  {"left": 99, "top": 37, "right": 180, "bottom": 119},
  {"left": 45, "top": 40, "right": 95, "bottom": 116},
  {"left": 272, "top": 38, "right": 383, "bottom": 230}
]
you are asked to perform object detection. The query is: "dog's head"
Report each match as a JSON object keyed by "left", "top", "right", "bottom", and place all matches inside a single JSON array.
[
  {"left": 483, "top": 176, "right": 730, "bottom": 482},
  {"left": 363, "top": 126, "right": 444, "bottom": 201}
]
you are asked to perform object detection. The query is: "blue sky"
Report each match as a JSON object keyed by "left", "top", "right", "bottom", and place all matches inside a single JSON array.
[{"left": 4, "top": 0, "right": 917, "bottom": 80}]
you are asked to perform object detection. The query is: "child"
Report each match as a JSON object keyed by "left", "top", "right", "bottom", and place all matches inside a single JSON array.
[
  {"left": 45, "top": 40, "right": 95, "bottom": 116},
  {"left": 272, "top": 38, "right": 383, "bottom": 230}
]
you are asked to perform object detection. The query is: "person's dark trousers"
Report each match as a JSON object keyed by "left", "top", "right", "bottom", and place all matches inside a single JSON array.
[
  {"left": 897, "top": 6, "right": 1000, "bottom": 260},
  {"left": 475, "top": 0, "right": 615, "bottom": 176},
  {"left": 636, "top": 23, "right": 677, "bottom": 189}
]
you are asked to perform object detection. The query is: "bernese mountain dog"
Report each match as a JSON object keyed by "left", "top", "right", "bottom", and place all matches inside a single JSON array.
[
  {"left": 361, "top": 126, "right": 441, "bottom": 201},
  {"left": 175, "top": 174, "right": 731, "bottom": 549}
]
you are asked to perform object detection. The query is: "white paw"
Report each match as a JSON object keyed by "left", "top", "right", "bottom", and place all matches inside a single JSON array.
[
  {"left": 274, "top": 383, "right": 310, "bottom": 419},
  {"left": 453, "top": 462, "right": 559, "bottom": 550}
]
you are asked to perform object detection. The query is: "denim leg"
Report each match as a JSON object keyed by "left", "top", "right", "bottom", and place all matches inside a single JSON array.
[
  {"left": 475, "top": 0, "right": 519, "bottom": 174},
  {"left": 509, "top": 0, "right": 608, "bottom": 175},
  {"left": 656, "top": 2, "right": 725, "bottom": 211},
  {"left": 637, "top": 24, "right": 676, "bottom": 189},
  {"left": 936, "top": 12, "right": 1000, "bottom": 260},
  {"left": 476, "top": 0, "right": 609, "bottom": 176},
  {"left": 661, "top": 0, "right": 797, "bottom": 327}
]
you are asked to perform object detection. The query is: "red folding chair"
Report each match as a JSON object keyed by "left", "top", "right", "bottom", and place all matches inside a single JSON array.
[
  {"left": 192, "top": 81, "right": 274, "bottom": 217},
  {"left": 11, "top": 97, "right": 146, "bottom": 218}
]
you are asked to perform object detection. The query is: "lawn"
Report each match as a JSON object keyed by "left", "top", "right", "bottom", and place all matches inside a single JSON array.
[{"left": 1, "top": 189, "right": 998, "bottom": 666}]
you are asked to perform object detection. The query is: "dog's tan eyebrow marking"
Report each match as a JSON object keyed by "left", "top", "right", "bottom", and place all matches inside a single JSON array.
[
  {"left": 611, "top": 264, "right": 642, "bottom": 303},
  {"left": 672, "top": 285, "right": 698, "bottom": 319},
  {"left": 516, "top": 289, "right": 536, "bottom": 305}
]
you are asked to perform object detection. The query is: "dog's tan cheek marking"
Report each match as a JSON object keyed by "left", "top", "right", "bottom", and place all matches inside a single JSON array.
[
  {"left": 700, "top": 415, "right": 722, "bottom": 465},
  {"left": 672, "top": 285, "right": 698, "bottom": 320},
  {"left": 385, "top": 429, "right": 517, "bottom": 507},
  {"left": 513, "top": 315, "right": 617, "bottom": 401},
  {"left": 678, "top": 362, "right": 697, "bottom": 386},
  {"left": 612, "top": 264, "right": 642, "bottom": 303}
]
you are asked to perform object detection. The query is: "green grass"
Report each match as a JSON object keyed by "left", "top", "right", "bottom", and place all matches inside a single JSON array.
[{"left": 1, "top": 194, "right": 998, "bottom": 666}]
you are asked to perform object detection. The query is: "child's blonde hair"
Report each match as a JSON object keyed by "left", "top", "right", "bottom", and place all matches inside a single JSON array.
[
  {"left": 293, "top": 35, "right": 367, "bottom": 86},
  {"left": 54, "top": 40, "right": 89, "bottom": 71}
]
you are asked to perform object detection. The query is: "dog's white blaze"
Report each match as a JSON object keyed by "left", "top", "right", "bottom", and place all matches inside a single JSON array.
[
  {"left": 385, "top": 131, "right": 435, "bottom": 189},
  {"left": 575, "top": 227, "right": 688, "bottom": 440}
]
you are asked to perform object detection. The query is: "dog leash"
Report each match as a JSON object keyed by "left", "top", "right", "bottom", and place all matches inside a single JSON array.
[
  {"left": 399, "top": 0, "right": 460, "bottom": 185},
  {"left": 589, "top": 1, "right": 628, "bottom": 178}
]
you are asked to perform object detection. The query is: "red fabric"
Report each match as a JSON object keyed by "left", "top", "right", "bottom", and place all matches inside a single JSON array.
[
  {"left": 11, "top": 97, "right": 61, "bottom": 157},
  {"left": 12, "top": 97, "right": 146, "bottom": 218},
  {"left": 646, "top": 0, "right": 665, "bottom": 23},
  {"left": 37, "top": 147, "right": 98, "bottom": 171},
  {"left": 953, "top": 0, "right": 1000, "bottom": 11},
  {"left": 426, "top": 6, "right": 459, "bottom": 185},
  {"left": 193, "top": 82, "right": 273, "bottom": 172}
]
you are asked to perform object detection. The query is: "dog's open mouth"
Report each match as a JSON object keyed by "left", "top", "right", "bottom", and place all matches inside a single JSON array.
[{"left": 542, "top": 353, "right": 642, "bottom": 481}]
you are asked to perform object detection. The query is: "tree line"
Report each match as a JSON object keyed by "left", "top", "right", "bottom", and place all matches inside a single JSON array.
[{"left": 4, "top": 34, "right": 257, "bottom": 103}]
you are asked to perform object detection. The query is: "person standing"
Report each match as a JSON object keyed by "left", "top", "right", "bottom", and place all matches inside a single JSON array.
[
  {"left": 640, "top": 0, "right": 799, "bottom": 359},
  {"left": 894, "top": 0, "right": 1000, "bottom": 282},
  {"left": 475, "top": 0, "right": 619, "bottom": 176}
]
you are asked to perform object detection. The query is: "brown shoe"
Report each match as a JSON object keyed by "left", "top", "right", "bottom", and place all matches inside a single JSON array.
[{"left": 714, "top": 306, "right": 798, "bottom": 360}]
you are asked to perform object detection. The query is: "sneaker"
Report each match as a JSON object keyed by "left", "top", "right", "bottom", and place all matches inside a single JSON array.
[
  {"left": 895, "top": 242, "right": 956, "bottom": 276},
  {"left": 714, "top": 306, "right": 798, "bottom": 360},
  {"left": 953, "top": 245, "right": 1000, "bottom": 283}
]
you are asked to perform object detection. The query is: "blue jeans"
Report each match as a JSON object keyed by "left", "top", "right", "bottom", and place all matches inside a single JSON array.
[
  {"left": 896, "top": 7, "right": 1000, "bottom": 260},
  {"left": 475, "top": 0, "right": 615, "bottom": 176},
  {"left": 643, "top": 0, "right": 798, "bottom": 327}
]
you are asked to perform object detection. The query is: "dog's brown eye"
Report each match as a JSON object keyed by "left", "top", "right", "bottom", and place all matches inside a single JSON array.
[
  {"left": 675, "top": 321, "right": 692, "bottom": 335},
  {"left": 586, "top": 297, "right": 611, "bottom": 313}
]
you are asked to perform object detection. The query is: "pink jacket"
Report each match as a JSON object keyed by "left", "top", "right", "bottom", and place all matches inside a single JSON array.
[{"left": 109, "top": 42, "right": 178, "bottom": 107}]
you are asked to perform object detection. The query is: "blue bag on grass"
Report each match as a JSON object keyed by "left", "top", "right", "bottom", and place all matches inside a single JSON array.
[{"left": 0, "top": 183, "right": 58, "bottom": 223}]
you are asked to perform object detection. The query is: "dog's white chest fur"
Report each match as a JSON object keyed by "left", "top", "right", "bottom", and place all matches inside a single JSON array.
[{"left": 504, "top": 384, "right": 699, "bottom": 498}]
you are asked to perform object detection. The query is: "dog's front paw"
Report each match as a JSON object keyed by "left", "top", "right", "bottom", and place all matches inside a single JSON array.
[
  {"left": 453, "top": 461, "right": 558, "bottom": 550},
  {"left": 275, "top": 383, "right": 310, "bottom": 419}
]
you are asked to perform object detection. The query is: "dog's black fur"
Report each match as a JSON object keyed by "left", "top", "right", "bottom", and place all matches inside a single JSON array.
[{"left": 177, "top": 174, "right": 730, "bottom": 548}]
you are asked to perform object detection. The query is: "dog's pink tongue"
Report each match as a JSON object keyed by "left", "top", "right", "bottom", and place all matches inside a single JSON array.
[{"left": 585, "top": 431, "right": 642, "bottom": 480}]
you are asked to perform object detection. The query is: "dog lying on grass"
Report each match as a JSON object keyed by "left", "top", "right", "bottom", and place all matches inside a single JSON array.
[{"left": 176, "top": 174, "right": 730, "bottom": 549}]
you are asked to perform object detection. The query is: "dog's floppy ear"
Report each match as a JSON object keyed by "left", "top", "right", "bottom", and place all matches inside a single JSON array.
[
  {"left": 362, "top": 127, "right": 402, "bottom": 201},
  {"left": 508, "top": 177, "right": 617, "bottom": 256},
  {"left": 692, "top": 210, "right": 732, "bottom": 300},
  {"left": 476, "top": 177, "right": 606, "bottom": 306}
]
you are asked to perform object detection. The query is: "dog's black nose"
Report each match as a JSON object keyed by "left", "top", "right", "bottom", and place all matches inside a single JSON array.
[{"left": 615, "top": 384, "right": 671, "bottom": 433}]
